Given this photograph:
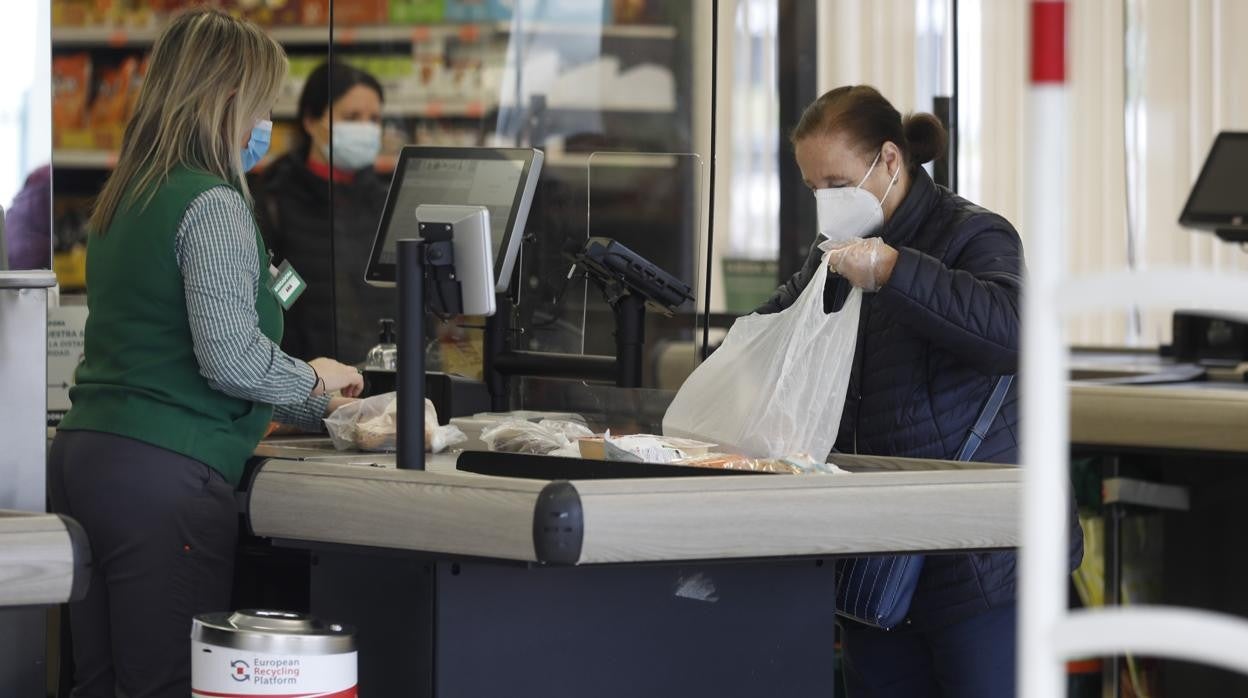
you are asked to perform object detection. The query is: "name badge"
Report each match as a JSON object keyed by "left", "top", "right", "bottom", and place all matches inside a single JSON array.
[{"left": 268, "top": 260, "right": 307, "bottom": 310}]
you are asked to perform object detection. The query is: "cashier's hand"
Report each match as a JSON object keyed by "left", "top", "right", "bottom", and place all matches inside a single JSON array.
[
  {"left": 822, "top": 237, "right": 899, "bottom": 293},
  {"left": 308, "top": 358, "right": 365, "bottom": 398}
]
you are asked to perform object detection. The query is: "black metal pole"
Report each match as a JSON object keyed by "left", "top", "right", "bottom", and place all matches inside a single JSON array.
[
  {"left": 702, "top": 0, "right": 718, "bottom": 360},
  {"left": 326, "top": 2, "right": 340, "bottom": 359},
  {"left": 397, "top": 239, "right": 426, "bottom": 470},
  {"left": 614, "top": 295, "right": 646, "bottom": 388},
  {"left": 776, "top": 0, "right": 819, "bottom": 282},
  {"left": 1104, "top": 456, "right": 1123, "bottom": 697},
  {"left": 950, "top": 0, "right": 960, "bottom": 191},
  {"left": 483, "top": 295, "right": 510, "bottom": 412}
]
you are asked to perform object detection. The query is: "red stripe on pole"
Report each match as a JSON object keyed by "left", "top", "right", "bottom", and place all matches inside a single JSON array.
[{"left": 1031, "top": 1, "right": 1067, "bottom": 84}]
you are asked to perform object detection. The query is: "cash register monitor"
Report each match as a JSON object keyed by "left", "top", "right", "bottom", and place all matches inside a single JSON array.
[
  {"left": 1180, "top": 131, "right": 1248, "bottom": 242},
  {"left": 365, "top": 146, "right": 544, "bottom": 290}
]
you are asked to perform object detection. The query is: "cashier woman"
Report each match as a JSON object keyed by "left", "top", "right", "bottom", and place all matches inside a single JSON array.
[
  {"left": 760, "top": 85, "right": 1083, "bottom": 697},
  {"left": 48, "top": 10, "right": 363, "bottom": 698}
]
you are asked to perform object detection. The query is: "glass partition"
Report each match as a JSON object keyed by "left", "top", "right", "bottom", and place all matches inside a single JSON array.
[
  {"left": 44, "top": 0, "right": 714, "bottom": 415},
  {"left": 326, "top": 1, "right": 714, "bottom": 411}
]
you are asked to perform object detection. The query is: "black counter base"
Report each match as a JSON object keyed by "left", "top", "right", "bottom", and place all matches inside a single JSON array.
[{"left": 308, "top": 548, "right": 838, "bottom": 697}]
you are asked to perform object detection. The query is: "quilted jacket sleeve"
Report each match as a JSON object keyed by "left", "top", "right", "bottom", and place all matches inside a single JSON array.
[{"left": 877, "top": 219, "right": 1023, "bottom": 375}]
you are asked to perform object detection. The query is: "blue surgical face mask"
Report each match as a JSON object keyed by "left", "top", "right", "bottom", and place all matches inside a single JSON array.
[{"left": 242, "top": 119, "right": 273, "bottom": 172}]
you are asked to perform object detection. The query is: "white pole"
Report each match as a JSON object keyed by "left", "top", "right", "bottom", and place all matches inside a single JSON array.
[{"left": 1019, "top": 3, "right": 1069, "bottom": 698}]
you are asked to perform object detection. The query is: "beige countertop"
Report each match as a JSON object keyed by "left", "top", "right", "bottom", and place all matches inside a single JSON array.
[
  {"left": 248, "top": 444, "right": 1020, "bottom": 565},
  {"left": 0, "top": 510, "right": 88, "bottom": 607}
]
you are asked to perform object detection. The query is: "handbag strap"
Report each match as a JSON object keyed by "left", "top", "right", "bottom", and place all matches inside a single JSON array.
[{"left": 954, "top": 375, "right": 1014, "bottom": 462}]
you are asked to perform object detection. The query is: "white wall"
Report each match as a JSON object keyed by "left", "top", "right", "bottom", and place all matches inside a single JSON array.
[{"left": 0, "top": 0, "right": 52, "bottom": 208}]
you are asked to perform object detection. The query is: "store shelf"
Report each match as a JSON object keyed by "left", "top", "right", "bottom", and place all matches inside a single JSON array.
[
  {"left": 54, "top": 149, "right": 683, "bottom": 173},
  {"left": 53, "top": 149, "right": 403, "bottom": 173},
  {"left": 546, "top": 152, "right": 680, "bottom": 169},
  {"left": 52, "top": 149, "right": 117, "bottom": 169},
  {"left": 271, "top": 98, "right": 494, "bottom": 120},
  {"left": 52, "top": 22, "right": 675, "bottom": 48},
  {"left": 502, "top": 22, "right": 677, "bottom": 40}
]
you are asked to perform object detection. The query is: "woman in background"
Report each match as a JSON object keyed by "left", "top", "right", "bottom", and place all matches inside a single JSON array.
[{"left": 254, "top": 60, "right": 395, "bottom": 364}]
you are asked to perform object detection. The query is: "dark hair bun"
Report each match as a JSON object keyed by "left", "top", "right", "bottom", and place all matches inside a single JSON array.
[{"left": 903, "top": 113, "right": 948, "bottom": 165}]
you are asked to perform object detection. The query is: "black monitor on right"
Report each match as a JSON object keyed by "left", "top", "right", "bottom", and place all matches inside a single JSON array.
[{"left": 1180, "top": 131, "right": 1248, "bottom": 243}]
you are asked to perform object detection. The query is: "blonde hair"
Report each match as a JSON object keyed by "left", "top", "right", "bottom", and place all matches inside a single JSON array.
[{"left": 90, "top": 8, "right": 287, "bottom": 234}]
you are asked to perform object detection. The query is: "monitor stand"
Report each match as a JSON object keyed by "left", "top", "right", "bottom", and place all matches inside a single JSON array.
[{"left": 483, "top": 293, "right": 647, "bottom": 412}]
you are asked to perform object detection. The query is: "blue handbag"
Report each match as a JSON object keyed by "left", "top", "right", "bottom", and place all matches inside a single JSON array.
[{"left": 834, "top": 375, "right": 1014, "bottom": 630}]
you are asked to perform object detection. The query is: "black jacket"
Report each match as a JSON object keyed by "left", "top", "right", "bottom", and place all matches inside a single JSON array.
[
  {"left": 759, "top": 168, "right": 1082, "bottom": 628},
  {"left": 253, "top": 152, "right": 395, "bottom": 365}
]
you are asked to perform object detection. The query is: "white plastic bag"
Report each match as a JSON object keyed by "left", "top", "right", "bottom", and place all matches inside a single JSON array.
[
  {"left": 663, "top": 256, "right": 861, "bottom": 459},
  {"left": 324, "top": 393, "right": 466, "bottom": 453}
]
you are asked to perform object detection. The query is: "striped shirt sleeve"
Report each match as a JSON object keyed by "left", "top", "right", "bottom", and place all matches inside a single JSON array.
[{"left": 175, "top": 186, "right": 330, "bottom": 430}]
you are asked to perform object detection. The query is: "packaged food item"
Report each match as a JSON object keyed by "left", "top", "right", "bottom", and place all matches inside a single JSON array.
[
  {"left": 673, "top": 453, "right": 849, "bottom": 475},
  {"left": 53, "top": 0, "right": 93, "bottom": 27},
  {"left": 673, "top": 453, "right": 755, "bottom": 470},
  {"left": 90, "top": 57, "right": 138, "bottom": 149},
  {"left": 53, "top": 54, "right": 92, "bottom": 132},
  {"left": 302, "top": 0, "right": 387, "bottom": 25},
  {"left": 124, "top": 55, "right": 149, "bottom": 121},
  {"left": 603, "top": 434, "right": 684, "bottom": 464},
  {"left": 579, "top": 434, "right": 715, "bottom": 461},
  {"left": 481, "top": 419, "right": 594, "bottom": 456},
  {"left": 390, "top": 0, "right": 443, "bottom": 23},
  {"left": 324, "top": 393, "right": 466, "bottom": 453}
]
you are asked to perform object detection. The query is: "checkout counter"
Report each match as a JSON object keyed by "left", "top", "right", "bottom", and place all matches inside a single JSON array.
[
  {"left": 1068, "top": 326, "right": 1248, "bottom": 695},
  {"left": 0, "top": 510, "right": 91, "bottom": 608},
  {"left": 244, "top": 441, "right": 1018, "bottom": 697},
  {"left": 230, "top": 149, "right": 1019, "bottom": 695}
]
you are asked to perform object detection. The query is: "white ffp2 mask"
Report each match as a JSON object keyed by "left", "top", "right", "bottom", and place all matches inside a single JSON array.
[
  {"left": 323, "top": 121, "right": 382, "bottom": 171},
  {"left": 813, "top": 150, "right": 900, "bottom": 242}
]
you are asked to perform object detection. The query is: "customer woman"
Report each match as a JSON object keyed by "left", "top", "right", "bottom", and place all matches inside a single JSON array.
[
  {"left": 759, "top": 85, "right": 1082, "bottom": 697},
  {"left": 254, "top": 60, "right": 395, "bottom": 365},
  {"left": 49, "top": 10, "right": 363, "bottom": 698}
]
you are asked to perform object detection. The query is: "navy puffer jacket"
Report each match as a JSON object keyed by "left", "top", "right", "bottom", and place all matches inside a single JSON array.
[{"left": 758, "top": 167, "right": 1082, "bottom": 629}]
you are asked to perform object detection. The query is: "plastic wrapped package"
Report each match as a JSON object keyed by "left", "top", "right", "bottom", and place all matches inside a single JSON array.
[
  {"left": 480, "top": 419, "right": 594, "bottom": 456},
  {"left": 603, "top": 435, "right": 685, "bottom": 464},
  {"left": 674, "top": 453, "right": 848, "bottom": 475},
  {"left": 324, "top": 393, "right": 466, "bottom": 453},
  {"left": 579, "top": 434, "right": 716, "bottom": 460}
]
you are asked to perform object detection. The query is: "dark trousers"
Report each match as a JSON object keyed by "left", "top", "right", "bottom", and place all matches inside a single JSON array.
[
  {"left": 48, "top": 430, "right": 238, "bottom": 698},
  {"left": 841, "top": 604, "right": 1017, "bottom": 698}
]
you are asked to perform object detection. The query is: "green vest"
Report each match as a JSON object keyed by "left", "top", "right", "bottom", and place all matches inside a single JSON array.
[{"left": 59, "top": 168, "right": 283, "bottom": 485}]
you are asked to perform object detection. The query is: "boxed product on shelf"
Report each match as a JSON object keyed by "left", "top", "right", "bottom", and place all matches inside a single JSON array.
[
  {"left": 89, "top": 56, "right": 141, "bottom": 150},
  {"left": 389, "top": 0, "right": 443, "bottom": 24},
  {"left": 51, "top": 0, "right": 92, "bottom": 26},
  {"left": 219, "top": 0, "right": 302, "bottom": 26},
  {"left": 445, "top": 0, "right": 612, "bottom": 24},
  {"left": 125, "top": 56, "right": 149, "bottom": 119},
  {"left": 611, "top": 0, "right": 648, "bottom": 23},
  {"left": 52, "top": 53, "right": 92, "bottom": 144},
  {"left": 300, "top": 0, "right": 389, "bottom": 26},
  {"left": 442, "top": 0, "right": 497, "bottom": 22}
]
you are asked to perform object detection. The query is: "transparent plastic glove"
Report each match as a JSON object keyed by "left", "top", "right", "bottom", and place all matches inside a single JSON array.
[{"left": 820, "top": 237, "right": 898, "bottom": 292}]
